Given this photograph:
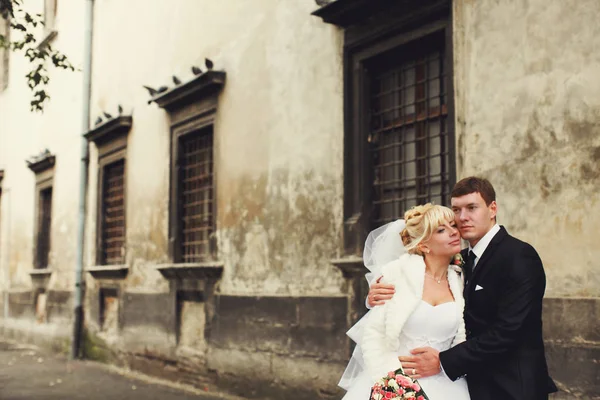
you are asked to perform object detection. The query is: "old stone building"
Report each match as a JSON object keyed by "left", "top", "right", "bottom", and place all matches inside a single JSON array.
[{"left": 0, "top": 0, "right": 598, "bottom": 399}]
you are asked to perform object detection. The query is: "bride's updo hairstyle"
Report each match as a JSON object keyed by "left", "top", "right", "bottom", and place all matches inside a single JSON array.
[{"left": 400, "top": 203, "right": 456, "bottom": 256}]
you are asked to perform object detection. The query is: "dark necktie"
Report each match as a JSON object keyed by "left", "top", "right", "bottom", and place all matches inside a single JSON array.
[{"left": 464, "top": 250, "right": 477, "bottom": 285}]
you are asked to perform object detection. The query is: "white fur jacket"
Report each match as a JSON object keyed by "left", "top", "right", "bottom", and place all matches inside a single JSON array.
[{"left": 361, "top": 253, "right": 467, "bottom": 382}]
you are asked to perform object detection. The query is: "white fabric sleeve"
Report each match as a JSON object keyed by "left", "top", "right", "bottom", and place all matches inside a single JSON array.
[{"left": 360, "top": 302, "right": 402, "bottom": 382}]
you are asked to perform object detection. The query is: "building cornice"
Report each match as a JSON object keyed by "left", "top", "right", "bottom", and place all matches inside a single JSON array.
[
  {"left": 26, "top": 151, "right": 56, "bottom": 174},
  {"left": 84, "top": 115, "right": 133, "bottom": 146},
  {"left": 312, "top": 0, "right": 448, "bottom": 28},
  {"left": 152, "top": 70, "right": 226, "bottom": 113}
]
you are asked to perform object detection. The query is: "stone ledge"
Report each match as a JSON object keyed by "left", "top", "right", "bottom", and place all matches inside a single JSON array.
[
  {"left": 29, "top": 269, "right": 53, "bottom": 278},
  {"left": 156, "top": 262, "right": 224, "bottom": 280},
  {"left": 151, "top": 71, "right": 226, "bottom": 113},
  {"left": 84, "top": 116, "right": 133, "bottom": 147},
  {"left": 26, "top": 153, "right": 55, "bottom": 174},
  {"left": 330, "top": 256, "right": 366, "bottom": 279},
  {"left": 86, "top": 265, "right": 129, "bottom": 280}
]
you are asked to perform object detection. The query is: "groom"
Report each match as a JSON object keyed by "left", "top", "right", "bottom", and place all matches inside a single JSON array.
[{"left": 367, "top": 177, "right": 557, "bottom": 399}]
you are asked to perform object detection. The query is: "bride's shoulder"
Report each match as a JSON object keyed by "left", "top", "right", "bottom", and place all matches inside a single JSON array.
[{"left": 380, "top": 254, "right": 422, "bottom": 282}]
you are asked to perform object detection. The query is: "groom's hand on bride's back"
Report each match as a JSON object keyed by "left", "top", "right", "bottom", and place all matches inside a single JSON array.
[{"left": 367, "top": 277, "right": 395, "bottom": 307}]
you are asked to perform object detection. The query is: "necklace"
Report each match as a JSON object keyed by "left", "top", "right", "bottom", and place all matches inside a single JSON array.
[{"left": 425, "top": 271, "right": 447, "bottom": 284}]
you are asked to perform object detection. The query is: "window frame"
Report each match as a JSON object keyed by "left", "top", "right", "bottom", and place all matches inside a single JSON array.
[
  {"left": 96, "top": 150, "right": 127, "bottom": 266},
  {"left": 149, "top": 70, "right": 225, "bottom": 267},
  {"left": 27, "top": 155, "right": 55, "bottom": 270},
  {"left": 83, "top": 115, "right": 132, "bottom": 269},
  {"left": 169, "top": 115, "right": 216, "bottom": 264},
  {"left": 341, "top": 5, "right": 456, "bottom": 257}
]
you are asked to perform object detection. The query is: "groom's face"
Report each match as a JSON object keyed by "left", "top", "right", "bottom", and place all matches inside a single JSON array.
[{"left": 450, "top": 192, "right": 497, "bottom": 246}]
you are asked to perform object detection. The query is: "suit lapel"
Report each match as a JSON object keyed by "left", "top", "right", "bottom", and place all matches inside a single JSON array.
[{"left": 465, "top": 226, "right": 508, "bottom": 295}]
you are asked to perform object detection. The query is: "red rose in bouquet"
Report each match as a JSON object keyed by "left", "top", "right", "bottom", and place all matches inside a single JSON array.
[{"left": 370, "top": 369, "right": 429, "bottom": 400}]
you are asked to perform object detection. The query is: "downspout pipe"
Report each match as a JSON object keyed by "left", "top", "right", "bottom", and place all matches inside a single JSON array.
[{"left": 71, "top": 0, "right": 94, "bottom": 359}]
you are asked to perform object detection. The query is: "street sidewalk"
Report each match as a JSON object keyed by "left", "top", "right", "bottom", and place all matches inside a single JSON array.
[{"left": 0, "top": 339, "right": 248, "bottom": 400}]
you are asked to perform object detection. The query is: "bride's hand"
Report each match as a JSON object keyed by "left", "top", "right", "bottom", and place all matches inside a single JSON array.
[
  {"left": 399, "top": 347, "right": 441, "bottom": 380},
  {"left": 367, "top": 277, "right": 395, "bottom": 307}
]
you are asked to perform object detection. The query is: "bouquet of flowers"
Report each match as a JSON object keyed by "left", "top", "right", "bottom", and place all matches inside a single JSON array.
[{"left": 370, "top": 369, "right": 429, "bottom": 400}]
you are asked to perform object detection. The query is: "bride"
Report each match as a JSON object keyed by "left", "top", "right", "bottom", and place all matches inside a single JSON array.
[{"left": 339, "top": 204, "right": 470, "bottom": 400}]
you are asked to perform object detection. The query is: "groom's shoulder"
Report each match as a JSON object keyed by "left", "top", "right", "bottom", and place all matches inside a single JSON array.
[
  {"left": 499, "top": 228, "right": 542, "bottom": 261},
  {"left": 499, "top": 227, "right": 536, "bottom": 250}
]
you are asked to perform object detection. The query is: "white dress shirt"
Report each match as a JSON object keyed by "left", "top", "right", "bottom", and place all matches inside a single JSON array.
[{"left": 468, "top": 223, "right": 500, "bottom": 271}]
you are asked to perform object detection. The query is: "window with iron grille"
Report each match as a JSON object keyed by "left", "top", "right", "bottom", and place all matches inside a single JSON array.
[
  {"left": 36, "top": 187, "right": 52, "bottom": 269},
  {"left": 368, "top": 33, "right": 451, "bottom": 228},
  {"left": 313, "top": 0, "right": 454, "bottom": 329},
  {"left": 177, "top": 127, "right": 214, "bottom": 263},
  {"left": 100, "top": 159, "right": 125, "bottom": 265},
  {"left": 337, "top": 11, "right": 455, "bottom": 257}
]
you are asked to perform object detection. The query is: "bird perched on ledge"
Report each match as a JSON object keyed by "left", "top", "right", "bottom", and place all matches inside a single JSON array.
[
  {"left": 143, "top": 85, "right": 158, "bottom": 96},
  {"left": 191, "top": 65, "right": 202, "bottom": 75}
]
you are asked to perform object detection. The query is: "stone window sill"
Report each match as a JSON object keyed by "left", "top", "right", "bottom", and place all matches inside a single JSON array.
[
  {"left": 29, "top": 268, "right": 53, "bottom": 278},
  {"left": 156, "top": 261, "right": 224, "bottom": 280},
  {"left": 331, "top": 256, "right": 366, "bottom": 278},
  {"left": 86, "top": 265, "right": 129, "bottom": 279}
]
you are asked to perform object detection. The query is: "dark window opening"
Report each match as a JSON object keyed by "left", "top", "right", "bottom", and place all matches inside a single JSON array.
[
  {"left": 177, "top": 127, "right": 215, "bottom": 263},
  {"left": 36, "top": 187, "right": 52, "bottom": 269},
  {"left": 100, "top": 160, "right": 125, "bottom": 265},
  {"left": 368, "top": 32, "right": 451, "bottom": 228}
]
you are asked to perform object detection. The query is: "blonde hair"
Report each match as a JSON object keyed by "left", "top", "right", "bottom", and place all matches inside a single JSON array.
[{"left": 400, "top": 203, "right": 456, "bottom": 255}]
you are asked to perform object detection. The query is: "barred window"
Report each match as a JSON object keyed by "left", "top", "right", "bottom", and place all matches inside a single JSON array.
[
  {"left": 36, "top": 187, "right": 52, "bottom": 269},
  {"left": 100, "top": 160, "right": 125, "bottom": 265},
  {"left": 369, "top": 34, "right": 451, "bottom": 227},
  {"left": 178, "top": 127, "right": 214, "bottom": 263}
]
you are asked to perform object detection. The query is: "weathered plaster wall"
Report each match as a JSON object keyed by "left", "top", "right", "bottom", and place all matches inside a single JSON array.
[
  {"left": 0, "top": 0, "right": 85, "bottom": 292},
  {"left": 0, "top": 0, "right": 86, "bottom": 341},
  {"left": 453, "top": 0, "right": 600, "bottom": 297},
  {"left": 87, "top": 0, "right": 345, "bottom": 297}
]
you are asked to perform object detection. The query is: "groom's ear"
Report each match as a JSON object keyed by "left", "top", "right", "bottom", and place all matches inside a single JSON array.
[{"left": 488, "top": 200, "right": 497, "bottom": 220}]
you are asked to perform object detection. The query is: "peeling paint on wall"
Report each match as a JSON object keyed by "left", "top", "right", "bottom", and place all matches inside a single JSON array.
[{"left": 453, "top": 0, "right": 600, "bottom": 296}]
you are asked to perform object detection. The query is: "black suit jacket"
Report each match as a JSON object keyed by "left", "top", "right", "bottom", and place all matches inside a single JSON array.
[{"left": 439, "top": 226, "right": 557, "bottom": 400}]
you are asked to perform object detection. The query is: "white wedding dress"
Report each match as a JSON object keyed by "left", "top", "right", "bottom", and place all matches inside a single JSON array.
[{"left": 342, "top": 300, "right": 470, "bottom": 400}]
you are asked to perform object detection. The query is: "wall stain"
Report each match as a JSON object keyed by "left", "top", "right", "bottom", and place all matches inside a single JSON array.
[
  {"left": 563, "top": 107, "right": 600, "bottom": 143},
  {"left": 219, "top": 169, "right": 342, "bottom": 294}
]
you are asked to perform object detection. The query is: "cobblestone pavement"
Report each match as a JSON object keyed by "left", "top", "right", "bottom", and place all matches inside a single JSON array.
[{"left": 0, "top": 339, "right": 245, "bottom": 400}]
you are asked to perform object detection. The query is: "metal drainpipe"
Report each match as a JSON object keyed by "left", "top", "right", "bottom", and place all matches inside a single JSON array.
[
  {"left": 2, "top": 188, "right": 10, "bottom": 320},
  {"left": 71, "top": 0, "right": 94, "bottom": 359}
]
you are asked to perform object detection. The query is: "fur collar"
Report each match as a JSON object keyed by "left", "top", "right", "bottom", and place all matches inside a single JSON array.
[{"left": 376, "top": 254, "right": 466, "bottom": 356}]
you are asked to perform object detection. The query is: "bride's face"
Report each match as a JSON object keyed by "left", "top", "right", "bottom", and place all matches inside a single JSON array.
[{"left": 421, "top": 220, "right": 461, "bottom": 258}]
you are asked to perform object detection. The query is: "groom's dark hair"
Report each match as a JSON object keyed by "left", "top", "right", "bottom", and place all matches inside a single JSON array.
[{"left": 451, "top": 176, "right": 496, "bottom": 205}]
